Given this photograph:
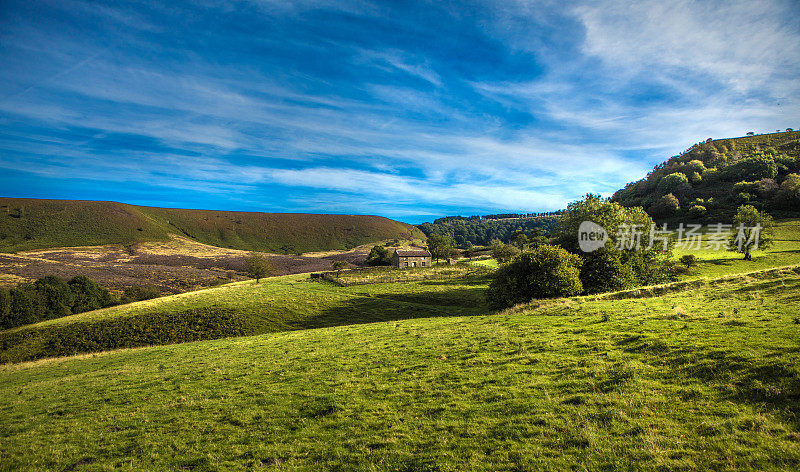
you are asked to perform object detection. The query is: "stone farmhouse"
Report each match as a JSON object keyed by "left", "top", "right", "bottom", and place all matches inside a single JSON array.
[{"left": 392, "top": 248, "right": 431, "bottom": 268}]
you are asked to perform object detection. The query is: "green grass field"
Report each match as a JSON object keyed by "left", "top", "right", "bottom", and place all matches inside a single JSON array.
[
  {"left": 673, "top": 219, "right": 800, "bottom": 279},
  {"left": 1, "top": 268, "right": 798, "bottom": 471},
  {"left": 0, "top": 268, "right": 492, "bottom": 363}
]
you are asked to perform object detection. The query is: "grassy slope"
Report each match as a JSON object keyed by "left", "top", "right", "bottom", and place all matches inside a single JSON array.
[
  {"left": 1, "top": 270, "right": 798, "bottom": 471},
  {"left": 0, "top": 267, "right": 491, "bottom": 363},
  {"left": 0, "top": 197, "right": 423, "bottom": 253},
  {"left": 673, "top": 219, "right": 800, "bottom": 279}
]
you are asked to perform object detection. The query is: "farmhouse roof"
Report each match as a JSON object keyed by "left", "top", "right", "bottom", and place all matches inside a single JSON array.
[{"left": 395, "top": 249, "right": 431, "bottom": 257}]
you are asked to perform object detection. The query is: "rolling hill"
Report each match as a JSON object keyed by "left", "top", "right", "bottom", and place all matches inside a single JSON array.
[{"left": 0, "top": 197, "right": 423, "bottom": 253}]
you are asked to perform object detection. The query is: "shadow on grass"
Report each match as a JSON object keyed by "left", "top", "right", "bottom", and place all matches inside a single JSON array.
[{"left": 302, "top": 293, "right": 494, "bottom": 330}]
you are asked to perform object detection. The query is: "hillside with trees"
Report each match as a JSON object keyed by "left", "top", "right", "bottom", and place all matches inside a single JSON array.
[
  {"left": 612, "top": 130, "right": 800, "bottom": 221},
  {"left": 417, "top": 214, "right": 559, "bottom": 248}
]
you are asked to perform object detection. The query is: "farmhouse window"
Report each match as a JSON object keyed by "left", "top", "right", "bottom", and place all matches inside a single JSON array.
[
  {"left": 405, "top": 262, "right": 409, "bottom": 267},
  {"left": 421, "top": 261, "right": 426, "bottom": 266}
]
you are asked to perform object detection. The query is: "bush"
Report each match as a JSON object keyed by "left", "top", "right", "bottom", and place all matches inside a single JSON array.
[
  {"left": 580, "top": 248, "right": 635, "bottom": 294},
  {"left": 680, "top": 254, "right": 698, "bottom": 268},
  {"left": 0, "top": 306, "right": 253, "bottom": 363},
  {"left": 487, "top": 245, "right": 583, "bottom": 307},
  {"left": 122, "top": 285, "right": 162, "bottom": 303},
  {"left": 366, "top": 245, "right": 392, "bottom": 266}
]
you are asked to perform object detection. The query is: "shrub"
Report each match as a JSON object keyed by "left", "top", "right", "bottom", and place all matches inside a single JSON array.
[
  {"left": 122, "top": 285, "right": 162, "bottom": 303},
  {"left": 487, "top": 245, "right": 583, "bottom": 307},
  {"left": 680, "top": 255, "right": 698, "bottom": 268},
  {"left": 366, "top": 245, "right": 392, "bottom": 266},
  {"left": 580, "top": 248, "right": 635, "bottom": 294}
]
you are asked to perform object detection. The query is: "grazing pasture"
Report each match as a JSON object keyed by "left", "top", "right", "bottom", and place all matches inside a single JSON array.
[{"left": 1, "top": 268, "right": 798, "bottom": 471}]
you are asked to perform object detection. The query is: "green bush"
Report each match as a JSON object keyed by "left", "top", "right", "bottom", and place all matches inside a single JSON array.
[
  {"left": 366, "top": 245, "right": 392, "bottom": 266},
  {"left": 122, "top": 285, "right": 162, "bottom": 303},
  {"left": 487, "top": 245, "right": 583, "bottom": 307},
  {"left": 580, "top": 248, "right": 635, "bottom": 294}
]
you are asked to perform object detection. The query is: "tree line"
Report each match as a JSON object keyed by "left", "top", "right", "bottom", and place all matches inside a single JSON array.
[{"left": 0, "top": 276, "right": 161, "bottom": 330}]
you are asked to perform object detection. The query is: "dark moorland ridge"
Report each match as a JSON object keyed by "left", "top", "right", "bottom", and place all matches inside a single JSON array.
[{"left": 0, "top": 197, "right": 424, "bottom": 253}]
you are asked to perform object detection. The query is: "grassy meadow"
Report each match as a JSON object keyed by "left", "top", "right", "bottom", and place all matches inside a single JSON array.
[
  {"left": 1, "top": 267, "right": 799, "bottom": 471},
  {"left": 0, "top": 268, "right": 492, "bottom": 363}
]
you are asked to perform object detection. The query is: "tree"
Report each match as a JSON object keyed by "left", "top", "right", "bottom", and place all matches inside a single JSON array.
[
  {"left": 8, "top": 287, "right": 36, "bottom": 327},
  {"left": 657, "top": 173, "right": 690, "bottom": 196},
  {"left": 553, "top": 194, "right": 659, "bottom": 254},
  {"left": 580, "top": 248, "right": 635, "bottom": 294},
  {"left": 365, "top": 245, "right": 392, "bottom": 266},
  {"left": 776, "top": 173, "right": 800, "bottom": 209},
  {"left": 680, "top": 254, "right": 698, "bottom": 269},
  {"left": 246, "top": 253, "right": 274, "bottom": 283},
  {"left": 509, "top": 230, "right": 528, "bottom": 250},
  {"left": 649, "top": 193, "right": 680, "bottom": 219},
  {"left": 688, "top": 205, "right": 707, "bottom": 219},
  {"left": 331, "top": 260, "right": 349, "bottom": 277},
  {"left": 490, "top": 239, "right": 520, "bottom": 264},
  {"left": 487, "top": 245, "right": 583, "bottom": 307},
  {"left": 34, "top": 276, "right": 74, "bottom": 320},
  {"left": 553, "top": 194, "right": 673, "bottom": 287},
  {"left": 68, "top": 275, "right": 115, "bottom": 313},
  {"left": 426, "top": 234, "right": 454, "bottom": 263},
  {"left": 728, "top": 205, "right": 774, "bottom": 260}
]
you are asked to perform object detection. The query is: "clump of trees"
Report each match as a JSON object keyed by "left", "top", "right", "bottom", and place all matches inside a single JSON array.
[
  {"left": 487, "top": 195, "right": 677, "bottom": 307},
  {"left": 427, "top": 234, "right": 456, "bottom": 263},
  {"left": 1, "top": 275, "right": 117, "bottom": 330}
]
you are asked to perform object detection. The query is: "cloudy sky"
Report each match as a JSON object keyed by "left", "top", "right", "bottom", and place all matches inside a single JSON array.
[{"left": 1, "top": 0, "right": 798, "bottom": 222}]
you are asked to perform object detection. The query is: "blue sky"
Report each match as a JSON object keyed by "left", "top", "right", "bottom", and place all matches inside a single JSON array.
[{"left": 1, "top": 0, "right": 799, "bottom": 223}]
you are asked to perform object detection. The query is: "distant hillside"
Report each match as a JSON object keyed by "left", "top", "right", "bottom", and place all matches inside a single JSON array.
[
  {"left": 0, "top": 197, "right": 423, "bottom": 253},
  {"left": 613, "top": 130, "right": 800, "bottom": 221}
]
